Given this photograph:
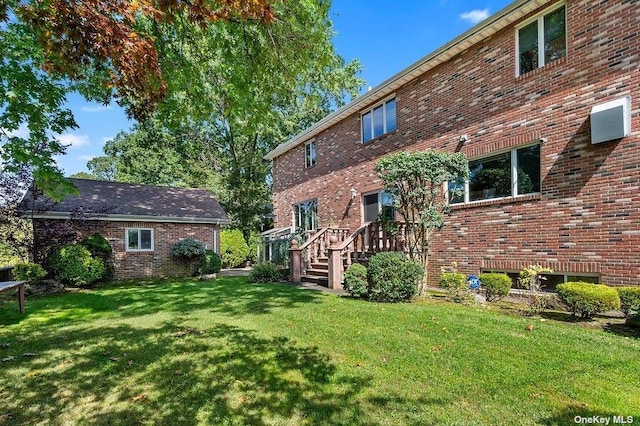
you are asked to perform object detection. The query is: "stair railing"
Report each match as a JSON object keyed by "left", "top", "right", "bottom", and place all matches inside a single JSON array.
[{"left": 290, "top": 227, "right": 350, "bottom": 283}]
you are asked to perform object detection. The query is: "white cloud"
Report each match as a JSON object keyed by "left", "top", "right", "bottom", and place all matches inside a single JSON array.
[
  {"left": 58, "top": 133, "right": 90, "bottom": 149},
  {"left": 459, "top": 8, "right": 489, "bottom": 24},
  {"left": 101, "top": 136, "right": 114, "bottom": 145},
  {"left": 1, "top": 124, "right": 30, "bottom": 139},
  {"left": 78, "top": 155, "right": 96, "bottom": 162},
  {"left": 82, "top": 104, "right": 112, "bottom": 113}
]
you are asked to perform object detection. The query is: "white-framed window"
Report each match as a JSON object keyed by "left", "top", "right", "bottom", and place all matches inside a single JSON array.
[
  {"left": 305, "top": 140, "right": 316, "bottom": 168},
  {"left": 293, "top": 199, "right": 318, "bottom": 232},
  {"left": 212, "top": 229, "right": 218, "bottom": 254},
  {"left": 362, "top": 97, "right": 397, "bottom": 143},
  {"left": 516, "top": 3, "right": 566, "bottom": 76},
  {"left": 362, "top": 190, "right": 395, "bottom": 223},
  {"left": 482, "top": 270, "right": 599, "bottom": 293},
  {"left": 448, "top": 143, "right": 541, "bottom": 204},
  {"left": 126, "top": 228, "right": 154, "bottom": 252}
]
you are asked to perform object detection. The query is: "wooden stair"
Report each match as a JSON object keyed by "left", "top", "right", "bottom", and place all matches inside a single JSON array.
[{"left": 301, "top": 258, "right": 329, "bottom": 286}]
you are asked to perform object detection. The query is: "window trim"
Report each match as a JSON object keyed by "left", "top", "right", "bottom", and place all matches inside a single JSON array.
[
  {"left": 515, "top": 2, "right": 567, "bottom": 76},
  {"left": 304, "top": 140, "right": 316, "bottom": 168},
  {"left": 361, "top": 189, "right": 396, "bottom": 223},
  {"left": 447, "top": 142, "right": 542, "bottom": 205},
  {"left": 125, "top": 227, "right": 154, "bottom": 252},
  {"left": 361, "top": 95, "right": 397, "bottom": 143}
]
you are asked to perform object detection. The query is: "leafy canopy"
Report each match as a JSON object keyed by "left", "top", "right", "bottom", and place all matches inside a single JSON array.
[{"left": 375, "top": 150, "right": 468, "bottom": 294}]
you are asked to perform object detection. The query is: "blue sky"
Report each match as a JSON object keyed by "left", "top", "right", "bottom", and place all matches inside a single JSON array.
[{"left": 57, "top": 0, "right": 513, "bottom": 176}]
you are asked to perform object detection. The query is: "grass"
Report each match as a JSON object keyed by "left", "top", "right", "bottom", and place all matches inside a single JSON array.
[{"left": 1, "top": 277, "right": 639, "bottom": 425}]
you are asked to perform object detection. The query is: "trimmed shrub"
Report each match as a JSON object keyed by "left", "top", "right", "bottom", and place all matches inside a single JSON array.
[
  {"left": 13, "top": 262, "right": 47, "bottom": 282},
  {"left": 249, "top": 262, "right": 281, "bottom": 283},
  {"left": 617, "top": 287, "right": 640, "bottom": 316},
  {"left": 343, "top": 263, "right": 368, "bottom": 299},
  {"left": 479, "top": 272, "right": 512, "bottom": 302},
  {"left": 81, "top": 234, "right": 114, "bottom": 281},
  {"left": 52, "top": 244, "right": 105, "bottom": 287},
  {"left": 439, "top": 271, "right": 471, "bottom": 303},
  {"left": 170, "top": 238, "right": 206, "bottom": 259},
  {"left": 80, "top": 234, "right": 112, "bottom": 258},
  {"left": 220, "top": 229, "right": 250, "bottom": 268},
  {"left": 199, "top": 250, "right": 222, "bottom": 275},
  {"left": 367, "top": 252, "right": 423, "bottom": 303},
  {"left": 556, "top": 282, "right": 621, "bottom": 319}
]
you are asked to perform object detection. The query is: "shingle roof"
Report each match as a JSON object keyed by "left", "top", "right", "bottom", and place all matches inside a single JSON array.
[{"left": 22, "top": 178, "right": 230, "bottom": 224}]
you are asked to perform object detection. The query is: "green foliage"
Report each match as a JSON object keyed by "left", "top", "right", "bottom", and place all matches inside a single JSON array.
[
  {"left": 556, "top": 282, "right": 621, "bottom": 320},
  {"left": 80, "top": 234, "right": 112, "bottom": 258},
  {"left": 479, "top": 273, "right": 512, "bottom": 302},
  {"left": 170, "top": 238, "right": 206, "bottom": 259},
  {"left": 616, "top": 287, "right": 640, "bottom": 316},
  {"left": 518, "top": 265, "right": 555, "bottom": 315},
  {"left": 247, "top": 232, "right": 262, "bottom": 262},
  {"left": 343, "top": 263, "right": 368, "bottom": 299},
  {"left": 12, "top": 262, "right": 47, "bottom": 282},
  {"left": 249, "top": 262, "right": 282, "bottom": 283},
  {"left": 375, "top": 151, "right": 469, "bottom": 295},
  {"left": 439, "top": 272, "right": 471, "bottom": 303},
  {"left": 366, "top": 252, "right": 423, "bottom": 303},
  {"left": 199, "top": 250, "right": 222, "bottom": 275},
  {"left": 220, "top": 229, "right": 250, "bottom": 268},
  {"left": 52, "top": 244, "right": 105, "bottom": 287}
]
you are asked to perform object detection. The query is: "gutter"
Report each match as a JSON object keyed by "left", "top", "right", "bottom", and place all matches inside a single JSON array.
[
  {"left": 26, "top": 212, "right": 232, "bottom": 225},
  {"left": 264, "top": 0, "right": 551, "bottom": 161}
]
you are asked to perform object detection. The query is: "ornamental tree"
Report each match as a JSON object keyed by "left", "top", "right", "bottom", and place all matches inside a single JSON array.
[{"left": 374, "top": 150, "right": 469, "bottom": 294}]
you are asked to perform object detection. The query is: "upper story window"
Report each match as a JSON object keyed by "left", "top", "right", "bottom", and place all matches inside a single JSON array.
[
  {"left": 517, "top": 3, "right": 566, "bottom": 76},
  {"left": 293, "top": 199, "right": 318, "bottom": 232},
  {"left": 305, "top": 140, "right": 316, "bottom": 168},
  {"left": 362, "top": 97, "right": 397, "bottom": 143},
  {"left": 449, "top": 144, "right": 541, "bottom": 204},
  {"left": 126, "top": 228, "right": 154, "bottom": 252}
]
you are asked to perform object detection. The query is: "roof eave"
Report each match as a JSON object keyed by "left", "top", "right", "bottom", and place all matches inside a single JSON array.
[
  {"left": 264, "top": 0, "right": 551, "bottom": 161},
  {"left": 26, "top": 212, "right": 232, "bottom": 225}
]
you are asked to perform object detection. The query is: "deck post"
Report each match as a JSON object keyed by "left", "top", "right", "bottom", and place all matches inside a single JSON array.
[
  {"left": 289, "top": 239, "right": 302, "bottom": 283},
  {"left": 327, "top": 235, "right": 343, "bottom": 290}
]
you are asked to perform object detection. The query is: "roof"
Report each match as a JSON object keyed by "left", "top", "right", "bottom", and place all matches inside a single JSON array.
[
  {"left": 264, "top": 0, "right": 553, "bottom": 161},
  {"left": 22, "top": 178, "right": 231, "bottom": 224}
]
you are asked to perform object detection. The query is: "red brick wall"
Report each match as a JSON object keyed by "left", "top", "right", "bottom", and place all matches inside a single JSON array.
[
  {"left": 272, "top": 0, "right": 640, "bottom": 286},
  {"left": 33, "top": 219, "right": 220, "bottom": 279}
]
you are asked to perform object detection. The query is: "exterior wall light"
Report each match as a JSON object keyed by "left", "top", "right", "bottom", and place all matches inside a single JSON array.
[{"left": 350, "top": 188, "right": 357, "bottom": 199}]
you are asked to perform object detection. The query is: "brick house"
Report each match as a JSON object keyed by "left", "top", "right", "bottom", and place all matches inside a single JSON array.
[
  {"left": 23, "top": 179, "right": 230, "bottom": 279},
  {"left": 265, "top": 0, "right": 640, "bottom": 289}
]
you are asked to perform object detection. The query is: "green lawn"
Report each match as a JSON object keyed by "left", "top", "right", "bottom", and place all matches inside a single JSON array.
[{"left": 1, "top": 277, "right": 639, "bottom": 425}]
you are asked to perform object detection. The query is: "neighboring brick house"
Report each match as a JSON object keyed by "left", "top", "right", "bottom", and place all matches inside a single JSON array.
[
  {"left": 266, "top": 0, "right": 640, "bottom": 289},
  {"left": 23, "top": 179, "right": 230, "bottom": 279}
]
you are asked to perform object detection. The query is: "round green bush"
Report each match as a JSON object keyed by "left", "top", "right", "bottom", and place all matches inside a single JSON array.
[
  {"left": 13, "top": 262, "right": 47, "bottom": 282},
  {"left": 199, "top": 250, "right": 222, "bottom": 275},
  {"left": 367, "top": 252, "right": 423, "bottom": 303},
  {"left": 80, "top": 234, "right": 112, "bottom": 257},
  {"left": 170, "top": 238, "right": 206, "bottom": 259},
  {"left": 479, "top": 272, "right": 512, "bottom": 302},
  {"left": 220, "top": 229, "right": 250, "bottom": 268},
  {"left": 81, "top": 234, "right": 114, "bottom": 281},
  {"left": 556, "top": 282, "right": 621, "bottom": 319},
  {"left": 617, "top": 286, "right": 640, "bottom": 316},
  {"left": 249, "top": 262, "right": 282, "bottom": 283},
  {"left": 52, "top": 244, "right": 105, "bottom": 287},
  {"left": 343, "top": 263, "right": 368, "bottom": 299}
]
